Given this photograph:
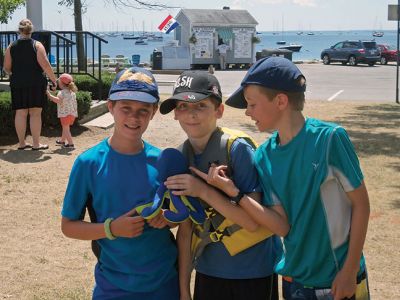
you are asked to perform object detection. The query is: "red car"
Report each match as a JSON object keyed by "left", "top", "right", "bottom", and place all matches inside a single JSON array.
[{"left": 378, "top": 44, "right": 399, "bottom": 65}]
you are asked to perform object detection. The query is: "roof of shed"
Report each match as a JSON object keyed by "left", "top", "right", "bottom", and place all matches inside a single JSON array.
[{"left": 178, "top": 9, "right": 258, "bottom": 27}]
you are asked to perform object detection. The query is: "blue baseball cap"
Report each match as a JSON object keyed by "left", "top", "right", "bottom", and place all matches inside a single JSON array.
[
  {"left": 108, "top": 67, "right": 159, "bottom": 103},
  {"left": 226, "top": 57, "right": 306, "bottom": 108}
]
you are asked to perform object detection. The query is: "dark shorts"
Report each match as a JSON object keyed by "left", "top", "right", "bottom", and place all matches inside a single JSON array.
[
  {"left": 194, "top": 272, "right": 279, "bottom": 300},
  {"left": 92, "top": 263, "right": 179, "bottom": 300},
  {"left": 11, "top": 84, "right": 47, "bottom": 110},
  {"left": 282, "top": 270, "right": 370, "bottom": 300}
]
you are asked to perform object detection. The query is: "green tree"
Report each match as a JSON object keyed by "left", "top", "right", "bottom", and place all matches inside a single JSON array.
[
  {"left": 0, "top": 0, "right": 25, "bottom": 24},
  {"left": 57, "top": 0, "right": 177, "bottom": 71}
]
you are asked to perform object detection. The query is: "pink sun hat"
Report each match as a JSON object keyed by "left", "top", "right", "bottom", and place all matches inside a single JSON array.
[{"left": 59, "top": 73, "right": 73, "bottom": 85}]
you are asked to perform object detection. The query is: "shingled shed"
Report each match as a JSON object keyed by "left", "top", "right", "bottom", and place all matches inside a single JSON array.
[{"left": 174, "top": 7, "right": 259, "bottom": 69}]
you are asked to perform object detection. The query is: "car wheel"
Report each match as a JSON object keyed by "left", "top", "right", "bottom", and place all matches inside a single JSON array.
[
  {"left": 322, "top": 54, "right": 330, "bottom": 65},
  {"left": 368, "top": 62, "right": 375, "bottom": 66},
  {"left": 348, "top": 56, "right": 357, "bottom": 66},
  {"left": 380, "top": 56, "right": 387, "bottom": 65},
  {"left": 341, "top": 62, "right": 347, "bottom": 65}
]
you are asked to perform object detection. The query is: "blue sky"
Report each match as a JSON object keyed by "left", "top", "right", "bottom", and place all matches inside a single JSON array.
[{"left": 3, "top": 0, "right": 398, "bottom": 32}]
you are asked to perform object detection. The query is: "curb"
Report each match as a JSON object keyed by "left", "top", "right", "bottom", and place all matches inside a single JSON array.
[{"left": 79, "top": 100, "right": 108, "bottom": 125}]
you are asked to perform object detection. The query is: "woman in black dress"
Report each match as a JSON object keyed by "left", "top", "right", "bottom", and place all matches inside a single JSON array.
[{"left": 3, "top": 18, "right": 57, "bottom": 150}]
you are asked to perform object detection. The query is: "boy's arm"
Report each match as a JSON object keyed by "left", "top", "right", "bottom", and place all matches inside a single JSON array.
[
  {"left": 331, "top": 181, "right": 370, "bottom": 300},
  {"left": 239, "top": 196, "right": 289, "bottom": 237},
  {"left": 61, "top": 208, "right": 145, "bottom": 240},
  {"left": 184, "top": 166, "right": 289, "bottom": 236},
  {"left": 177, "top": 220, "right": 193, "bottom": 300}
]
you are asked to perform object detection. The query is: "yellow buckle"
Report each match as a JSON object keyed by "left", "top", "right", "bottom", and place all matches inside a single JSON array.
[{"left": 209, "top": 231, "right": 223, "bottom": 242}]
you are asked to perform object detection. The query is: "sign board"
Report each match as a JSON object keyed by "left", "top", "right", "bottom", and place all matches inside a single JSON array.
[
  {"left": 233, "top": 28, "right": 253, "bottom": 58},
  {"left": 388, "top": 5, "right": 399, "bottom": 21},
  {"left": 193, "top": 27, "right": 215, "bottom": 59}
]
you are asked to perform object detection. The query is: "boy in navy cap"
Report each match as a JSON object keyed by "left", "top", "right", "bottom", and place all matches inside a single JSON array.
[
  {"left": 161, "top": 70, "right": 282, "bottom": 300},
  {"left": 61, "top": 67, "right": 179, "bottom": 299},
  {"left": 205, "top": 57, "right": 370, "bottom": 300}
]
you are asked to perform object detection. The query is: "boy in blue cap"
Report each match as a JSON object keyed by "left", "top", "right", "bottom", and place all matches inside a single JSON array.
[
  {"left": 161, "top": 71, "right": 282, "bottom": 300},
  {"left": 193, "top": 57, "right": 371, "bottom": 300},
  {"left": 61, "top": 67, "right": 179, "bottom": 299}
]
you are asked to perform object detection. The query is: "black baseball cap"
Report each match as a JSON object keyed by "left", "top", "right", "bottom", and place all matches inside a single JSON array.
[{"left": 159, "top": 71, "right": 222, "bottom": 114}]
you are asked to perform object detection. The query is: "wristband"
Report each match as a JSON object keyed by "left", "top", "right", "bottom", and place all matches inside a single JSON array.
[
  {"left": 230, "top": 191, "right": 244, "bottom": 206},
  {"left": 104, "top": 218, "right": 116, "bottom": 240}
]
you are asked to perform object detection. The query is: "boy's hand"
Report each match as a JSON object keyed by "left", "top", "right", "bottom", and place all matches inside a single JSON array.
[
  {"left": 331, "top": 268, "right": 357, "bottom": 300},
  {"left": 190, "top": 165, "right": 239, "bottom": 197},
  {"left": 110, "top": 208, "right": 145, "bottom": 238},
  {"left": 147, "top": 209, "right": 177, "bottom": 229},
  {"left": 164, "top": 174, "right": 206, "bottom": 198}
]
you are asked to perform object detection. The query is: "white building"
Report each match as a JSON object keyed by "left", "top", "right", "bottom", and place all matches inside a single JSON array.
[{"left": 162, "top": 8, "right": 258, "bottom": 70}]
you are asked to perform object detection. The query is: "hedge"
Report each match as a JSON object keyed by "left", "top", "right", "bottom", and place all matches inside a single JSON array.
[
  {"left": 74, "top": 72, "right": 115, "bottom": 100},
  {"left": 0, "top": 91, "right": 92, "bottom": 135}
]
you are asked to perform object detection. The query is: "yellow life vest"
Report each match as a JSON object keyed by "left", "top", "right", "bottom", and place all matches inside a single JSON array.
[{"left": 179, "top": 127, "right": 273, "bottom": 262}]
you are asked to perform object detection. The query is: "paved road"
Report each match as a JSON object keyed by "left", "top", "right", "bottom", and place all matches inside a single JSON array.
[{"left": 155, "top": 62, "right": 399, "bottom": 103}]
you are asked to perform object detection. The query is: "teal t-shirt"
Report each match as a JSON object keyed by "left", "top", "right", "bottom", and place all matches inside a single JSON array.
[
  {"left": 62, "top": 139, "right": 177, "bottom": 293},
  {"left": 254, "top": 118, "right": 365, "bottom": 288}
]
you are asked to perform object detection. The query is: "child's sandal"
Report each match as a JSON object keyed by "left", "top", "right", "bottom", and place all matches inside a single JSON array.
[{"left": 62, "top": 144, "right": 75, "bottom": 149}]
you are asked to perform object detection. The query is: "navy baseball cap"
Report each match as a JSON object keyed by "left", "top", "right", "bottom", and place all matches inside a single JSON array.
[
  {"left": 160, "top": 71, "right": 222, "bottom": 114},
  {"left": 226, "top": 57, "right": 306, "bottom": 108},
  {"left": 108, "top": 67, "right": 159, "bottom": 103}
]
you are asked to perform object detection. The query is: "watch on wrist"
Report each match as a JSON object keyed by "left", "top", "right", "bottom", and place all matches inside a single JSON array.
[{"left": 230, "top": 191, "right": 244, "bottom": 206}]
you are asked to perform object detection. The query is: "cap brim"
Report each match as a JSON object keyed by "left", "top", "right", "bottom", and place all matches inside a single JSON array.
[
  {"left": 109, "top": 91, "right": 159, "bottom": 103},
  {"left": 159, "top": 92, "right": 214, "bottom": 114},
  {"left": 225, "top": 86, "right": 246, "bottom": 109}
]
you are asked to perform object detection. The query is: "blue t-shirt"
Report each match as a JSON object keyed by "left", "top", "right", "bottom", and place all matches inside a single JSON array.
[
  {"left": 62, "top": 139, "right": 178, "bottom": 293},
  {"left": 255, "top": 118, "right": 365, "bottom": 288},
  {"left": 195, "top": 138, "right": 282, "bottom": 279}
]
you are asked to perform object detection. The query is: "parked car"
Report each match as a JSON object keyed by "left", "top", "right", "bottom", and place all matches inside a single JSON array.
[
  {"left": 321, "top": 40, "right": 380, "bottom": 66},
  {"left": 378, "top": 44, "right": 399, "bottom": 65}
]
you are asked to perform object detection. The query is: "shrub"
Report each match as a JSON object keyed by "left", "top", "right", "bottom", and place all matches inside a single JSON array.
[
  {"left": 0, "top": 92, "right": 14, "bottom": 135},
  {"left": 0, "top": 91, "right": 92, "bottom": 135},
  {"left": 74, "top": 73, "right": 115, "bottom": 100}
]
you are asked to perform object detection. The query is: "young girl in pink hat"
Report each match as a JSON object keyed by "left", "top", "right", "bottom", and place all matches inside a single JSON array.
[{"left": 46, "top": 73, "right": 78, "bottom": 148}]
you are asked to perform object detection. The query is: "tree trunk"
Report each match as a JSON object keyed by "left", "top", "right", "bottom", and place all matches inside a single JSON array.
[{"left": 74, "top": 0, "right": 85, "bottom": 71}]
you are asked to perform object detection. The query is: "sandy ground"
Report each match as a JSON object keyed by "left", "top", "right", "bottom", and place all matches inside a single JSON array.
[{"left": 0, "top": 100, "right": 399, "bottom": 299}]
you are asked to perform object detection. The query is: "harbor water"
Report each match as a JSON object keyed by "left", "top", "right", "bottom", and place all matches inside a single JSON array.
[{"left": 89, "top": 30, "right": 399, "bottom": 63}]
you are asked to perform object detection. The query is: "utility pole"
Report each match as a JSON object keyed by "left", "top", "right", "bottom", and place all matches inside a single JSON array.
[
  {"left": 26, "top": 0, "right": 43, "bottom": 30},
  {"left": 397, "top": 0, "right": 399, "bottom": 104},
  {"left": 389, "top": 3, "right": 400, "bottom": 104}
]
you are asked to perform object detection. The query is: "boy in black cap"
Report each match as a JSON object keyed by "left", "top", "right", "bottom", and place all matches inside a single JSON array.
[
  {"left": 61, "top": 67, "right": 179, "bottom": 299},
  {"left": 206, "top": 56, "right": 371, "bottom": 300},
  {"left": 161, "top": 70, "right": 282, "bottom": 300}
]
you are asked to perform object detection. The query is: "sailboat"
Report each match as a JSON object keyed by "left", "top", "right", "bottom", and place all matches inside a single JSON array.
[
  {"left": 276, "top": 15, "right": 286, "bottom": 45},
  {"left": 372, "top": 18, "right": 384, "bottom": 37},
  {"left": 123, "top": 18, "right": 140, "bottom": 39},
  {"left": 373, "top": 31, "right": 384, "bottom": 37},
  {"left": 276, "top": 15, "right": 302, "bottom": 52},
  {"left": 279, "top": 43, "right": 302, "bottom": 52}
]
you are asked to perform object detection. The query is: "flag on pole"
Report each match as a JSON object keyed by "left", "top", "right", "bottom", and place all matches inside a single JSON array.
[{"left": 158, "top": 15, "right": 179, "bottom": 34}]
